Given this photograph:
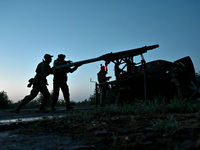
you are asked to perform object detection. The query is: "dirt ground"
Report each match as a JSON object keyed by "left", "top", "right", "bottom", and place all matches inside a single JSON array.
[
  {"left": 0, "top": 109, "right": 95, "bottom": 150},
  {"left": 66, "top": 113, "right": 200, "bottom": 150},
  {"left": 1, "top": 109, "right": 200, "bottom": 150}
]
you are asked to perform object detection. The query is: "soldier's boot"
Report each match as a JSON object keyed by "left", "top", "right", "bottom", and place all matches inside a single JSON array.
[
  {"left": 66, "top": 100, "right": 73, "bottom": 111},
  {"left": 39, "top": 92, "right": 50, "bottom": 112},
  {"left": 39, "top": 99, "right": 48, "bottom": 112},
  {"left": 39, "top": 105, "right": 47, "bottom": 112},
  {"left": 50, "top": 100, "right": 57, "bottom": 111},
  {"left": 15, "top": 100, "right": 27, "bottom": 113},
  {"left": 39, "top": 106, "right": 47, "bottom": 112}
]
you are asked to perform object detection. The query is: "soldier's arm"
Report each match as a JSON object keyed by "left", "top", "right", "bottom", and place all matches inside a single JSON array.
[{"left": 69, "top": 66, "right": 79, "bottom": 73}]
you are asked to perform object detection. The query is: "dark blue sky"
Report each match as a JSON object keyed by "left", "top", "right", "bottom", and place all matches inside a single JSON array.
[{"left": 0, "top": 0, "right": 199, "bottom": 102}]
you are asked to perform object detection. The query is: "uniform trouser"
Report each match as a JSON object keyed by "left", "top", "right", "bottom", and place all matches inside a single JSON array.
[
  {"left": 100, "top": 86, "right": 107, "bottom": 106},
  {"left": 17, "top": 84, "right": 50, "bottom": 111},
  {"left": 51, "top": 82, "right": 70, "bottom": 109}
]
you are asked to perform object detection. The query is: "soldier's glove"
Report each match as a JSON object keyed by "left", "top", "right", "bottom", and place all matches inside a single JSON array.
[{"left": 27, "top": 78, "right": 34, "bottom": 88}]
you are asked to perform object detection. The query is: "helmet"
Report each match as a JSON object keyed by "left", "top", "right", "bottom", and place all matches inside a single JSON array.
[
  {"left": 101, "top": 66, "right": 107, "bottom": 71},
  {"left": 44, "top": 54, "right": 53, "bottom": 60},
  {"left": 58, "top": 54, "right": 66, "bottom": 59}
]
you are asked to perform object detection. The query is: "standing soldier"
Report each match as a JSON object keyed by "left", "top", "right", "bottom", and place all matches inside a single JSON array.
[
  {"left": 15, "top": 54, "right": 53, "bottom": 113},
  {"left": 51, "top": 54, "right": 79, "bottom": 111},
  {"left": 97, "top": 65, "right": 111, "bottom": 107}
]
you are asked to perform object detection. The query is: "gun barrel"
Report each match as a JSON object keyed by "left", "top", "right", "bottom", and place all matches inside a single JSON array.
[
  {"left": 101, "top": 44, "right": 159, "bottom": 61},
  {"left": 53, "top": 44, "right": 159, "bottom": 70},
  {"left": 54, "top": 57, "right": 102, "bottom": 69}
]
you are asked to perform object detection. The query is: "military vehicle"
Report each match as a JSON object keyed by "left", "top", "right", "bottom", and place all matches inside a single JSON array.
[
  {"left": 53, "top": 44, "right": 199, "bottom": 104},
  {"left": 107, "top": 55, "right": 197, "bottom": 104}
]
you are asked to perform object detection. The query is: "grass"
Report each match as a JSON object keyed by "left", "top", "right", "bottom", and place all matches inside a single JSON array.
[
  {"left": 152, "top": 115, "right": 179, "bottom": 136},
  {"left": 13, "top": 98, "right": 200, "bottom": 150},
  {"left": 17, "top": 98, "right": 200, "bottom": 135}
]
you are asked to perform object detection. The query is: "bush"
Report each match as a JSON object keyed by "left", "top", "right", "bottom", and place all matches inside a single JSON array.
[{"left": 0, "top": 91, "right": 11, "bottom": 109}]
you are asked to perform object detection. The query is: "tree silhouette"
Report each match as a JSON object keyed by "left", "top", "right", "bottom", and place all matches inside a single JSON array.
[{"left": 0, "top": 91, "right": 10, "bottom": 109}]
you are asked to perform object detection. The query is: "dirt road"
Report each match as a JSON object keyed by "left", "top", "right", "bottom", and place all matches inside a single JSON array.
[
  {"left": 0, "top": 109, "right": 95, "bottom": 150},
  {"left": 0, "top": 109, "right": 66, "bottom": 124}
]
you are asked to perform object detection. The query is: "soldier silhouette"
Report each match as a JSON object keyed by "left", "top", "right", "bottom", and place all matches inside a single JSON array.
[
  {"left": 51, "top": 54, "right": 79, "bottom": 111},
  {"left": 15, "top": 54, "right": 53, "bottom": 113},
  {"left": 97, "top": 65, "right": 111, "bottom": 107}
]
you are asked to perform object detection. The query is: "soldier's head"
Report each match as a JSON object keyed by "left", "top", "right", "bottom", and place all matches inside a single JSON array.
[
  {"left": 100, "top": 65, "right": 108, "bottom": 72},
  {"left": 44, "top": 54, "right": 53, "bottom": 63},
  {"left": 58, "top": 54, "right": 66, "bottom": 61}
]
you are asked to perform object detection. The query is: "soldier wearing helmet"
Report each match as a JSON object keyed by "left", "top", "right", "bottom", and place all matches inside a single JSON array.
[
  {"left": 15, "top": 54, "right": 53, "bottom": 113},
  {"left": 51, "top": 54, "right": 79, "bottom": 111},
  {"left": 97, "top": 64, "right": 111, "bottom": 107}
]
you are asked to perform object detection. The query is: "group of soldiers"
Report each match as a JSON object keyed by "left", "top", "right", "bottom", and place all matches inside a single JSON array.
[
  {"left": 15, "top": 54, "right": 79, "bottom": 113},
  {"left": 14, "top": 52, "right": 186, "bottom": 113}
]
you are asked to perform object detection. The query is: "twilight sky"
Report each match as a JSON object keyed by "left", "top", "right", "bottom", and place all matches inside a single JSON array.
[{"left": 0, "top": 0, "right": 199, "bottom": 102}]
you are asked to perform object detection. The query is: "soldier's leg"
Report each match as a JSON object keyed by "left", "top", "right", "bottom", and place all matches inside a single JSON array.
[
  {"left": 39, "top": 85, "right": 50, "bottom": 111},
  {"left": 100, "top": 86, "right": 107, "bottom": 107},
  {"left": 61, "top": 83, "right": 71, "bottom": 110},
  {"left": 116, "top": 92, "right": 123, "bottom": 106},
  {"left": 51, "top": 82, "right": 60, "bottom": 110},
  {"left": 15, "top": 87, "right": 39, "bottom": 113},
  {"left": 100, "top": 88, "right": 103, "bottom": 106}
]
